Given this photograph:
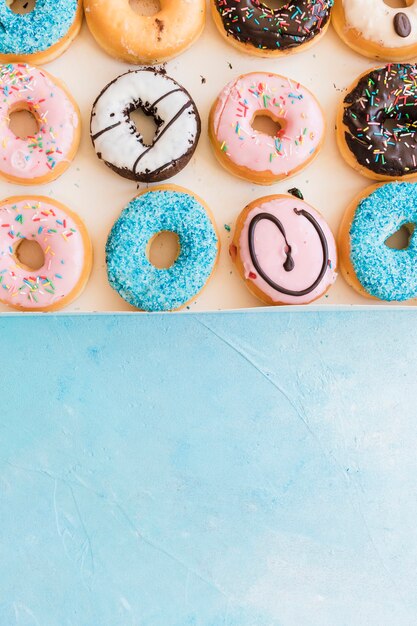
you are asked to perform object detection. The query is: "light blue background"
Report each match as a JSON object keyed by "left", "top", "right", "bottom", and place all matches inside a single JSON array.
[{"left": 0, "top": 310, "right": 416, "bottom": 625}]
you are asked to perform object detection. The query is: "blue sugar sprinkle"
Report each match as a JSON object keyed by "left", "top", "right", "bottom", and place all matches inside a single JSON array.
[
  {"left": 350, "top": 182, "right": 417, "bottom": 302},
  {"left": 106, "top": 189, "right": 219, "bottom": 312},
  {"left": 0, "top": 0, "right": 78, "bottom": 55}
]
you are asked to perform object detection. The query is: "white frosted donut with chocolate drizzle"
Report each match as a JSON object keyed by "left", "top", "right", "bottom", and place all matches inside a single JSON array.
[
  {"left": 230, "top": 192, "right": 338, "bottom": 306},
  {"left": 90, "top": 69, "right": 201, "bottom": 184}
]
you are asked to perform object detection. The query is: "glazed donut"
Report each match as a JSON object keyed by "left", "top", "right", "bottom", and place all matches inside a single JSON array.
[
  {"left": 211, "top": 0, "right": 333, "bottom": 57},
  {"left": 91, "top": 69, "right": 200, "bottom": 184},
  {"left": 106, "top": 185, "right": 219, "bottom": 312},
  {"left": 337, "top": 64, "right": 417, "bottom": 181},
  {"left": 0, "top": 64, "right": 81, "bottom": 186},
  {"left": 333, "top": 0, "right": 417, "bottom": 61},
  {"left": 339, "top": 182, "right": 417, "bottom": 302},
  {"left": 230, "top": 194, "right": 337, "bottom": 305},
  {"left": 0, "top": 0, "right": 82, "bottom": 64},
  {"left": 0, "top": 196, "right": 92, "bottom": 312},
  {"left": 209, "top": 72, "right": 325, "bottom": 185},
  {"left": 84, "top": 0, "right": 205, "bottom": 64}
]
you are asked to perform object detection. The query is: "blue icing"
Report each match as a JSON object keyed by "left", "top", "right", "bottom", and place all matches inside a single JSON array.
[
  {"left": 0, "top": 0, "right": 78, "bottom": 55},
  {"left": 350, "top": 182, "right": 417, "bottom": 302},
  {"left": 106, "top": 189, "right": 219, "bottom": 312}
]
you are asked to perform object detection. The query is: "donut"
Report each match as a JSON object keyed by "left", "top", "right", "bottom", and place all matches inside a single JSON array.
[
  {"left": 230, "top": 194, "right": 337, "bottom": 305},
  {"left": 0, "top": 63, "right": 81, "bottom": 185},
  {"left": 0, "top": 196, "right": 92, "bottom": 312},
  {"left": 0, "top": 0, "right": 82, "bottom": 64},
  {"left": 338, "top": 182, "right": 417, "bottom": 302},
  {"left": 91, "top": 69, "right": 200, "bottom": 184},
  {"left": 211, "top": 0, "right": 334, "bottom": 57},
  {"left": 333, "top": 0, "right": 417, "bottom": 61},
  {"left": 84, "top": 0, "right": 205, "bottom": 64},
  {"left": 209, "top": 72, "right": 325, "bottom": 185},
  {"left": 106, "top": 185, "right": 219, "bottom": 312},
  {"left": 337, "top": 64, "right": 417, "bottom": 182}
]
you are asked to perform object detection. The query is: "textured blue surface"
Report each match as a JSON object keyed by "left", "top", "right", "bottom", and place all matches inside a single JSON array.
[
  {"left": 1, "top": 309, "right": 416, "bottom": 625},
  {"left": 0, "top": 0, "right": 78, "bottom": 55},
  {"left": 350, "top": 182, "right": 417, "bottom": 301},
  {"left": 106, "top": 190, "right": 219, "bottom": 311}
]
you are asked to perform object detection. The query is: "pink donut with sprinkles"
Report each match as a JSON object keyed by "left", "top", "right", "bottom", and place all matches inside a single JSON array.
[
  {"left": 0, "top": 196, "right": 92, "bottom": 312},
  {"left": 209, "top": 72, "right": 325, "bottom": 185},
  {"left": 0, "top": 63, "right": 81, "bottom": 185}
]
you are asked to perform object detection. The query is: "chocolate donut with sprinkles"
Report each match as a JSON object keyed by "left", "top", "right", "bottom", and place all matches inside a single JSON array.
[
  {"left": 337, "top": 64, "right": 417, "bottom": 181},
  {"left": 211, "top": 0, "right": 334, "bottom": 57}
]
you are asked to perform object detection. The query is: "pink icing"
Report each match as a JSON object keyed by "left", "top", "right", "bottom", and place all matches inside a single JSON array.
[
  {"left": 0, "top": 198, "right": 87, "bottom": 309},
  {"left": 239, "top": 197, "right": 337, "bottom": 305},
  {"left": 212, "top": 72, "right": 324, "bottom": 177},
  {"left": 0, "top": 64, "right": 79, "bottom": 181}
]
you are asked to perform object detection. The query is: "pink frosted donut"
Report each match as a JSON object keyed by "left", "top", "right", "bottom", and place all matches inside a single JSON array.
[
  {"left": 230, "top": 193, "right": 337, "bottom": 305},
  {"left": 0, "top": 63, "right": 81, "bottom": 185},
  {"left": 0, "top": 196, "right": 92, "bottom": 312},
  {"left": 209, "top": 72, "right": 325, "bottom": 185}
]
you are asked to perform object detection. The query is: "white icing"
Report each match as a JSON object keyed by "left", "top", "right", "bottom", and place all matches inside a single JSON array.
[
  {"left": 342, "top": 0, "right": 417, "bottom": 48},
  {"left": 91, "top": 70, "right": 199, "bottom": 180}
]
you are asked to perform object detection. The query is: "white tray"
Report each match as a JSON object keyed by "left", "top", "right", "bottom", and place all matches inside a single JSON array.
[{"left": 0, "top": 4, "right": 404, "bottom": 313}]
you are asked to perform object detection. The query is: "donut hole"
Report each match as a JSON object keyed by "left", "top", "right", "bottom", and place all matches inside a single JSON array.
[
  {"left": 147, "top": 231, "right": 180, "bottom": 269},
  {"left": 129, "top": 0, "right": 161, "bottom": 16},
  {"left": 9, "top": 105, "right": 39, "bottom": 140},
  {"left": 251, "top": 111, "right": 285, "bottom": 138},
  {"left": 261, "top": 0, "right": 289, "bottom": 9},
  {"left": 129, "top": 108, "right": 158, "bottom": 147},
  {"left": 14, "top": 239, "right": 45, "bottom": 271},
  {"left": 383, "top": 117, "right": 401, "bottom": 134},
  {"left": 381, "top": 116, "right": 411, "bottom": 137},
  {"left": 383, "top": 0, "right": 414, "bottom": 8},
  {"left": 385, "top": 223, "right": 415, "bottom": 250},
  {"left": 8, "top": 0, "right": 37, "bottom": 15}
]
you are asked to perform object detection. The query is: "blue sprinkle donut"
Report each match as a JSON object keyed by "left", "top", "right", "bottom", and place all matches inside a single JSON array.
[
  {"left": 339, "top": 182, "right": 417, "bottom": 302},
  {"left": 106, "top": 185, "right": 220, "bottom": 312},
  {"left": 0, "top": 0, "right": 82, "bottom": 64}
]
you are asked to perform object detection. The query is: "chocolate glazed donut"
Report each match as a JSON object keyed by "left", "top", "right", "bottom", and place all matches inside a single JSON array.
[
  {"left": 342, "top": 64, "right": 417, "bottom": 178},
  {"left": 213, "top": 0, "right": 334, "bottom": 51}
]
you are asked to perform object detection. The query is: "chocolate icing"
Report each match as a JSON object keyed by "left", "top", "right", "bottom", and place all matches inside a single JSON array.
[
  {"left": 343, "top": 64, "right": 417, "bottom": 178},
  {"left": 248, "top": 209, "right": 329, "bottom": 297},
  {"left": 214, "top": 0, "right": 333, "bottom": 51}
]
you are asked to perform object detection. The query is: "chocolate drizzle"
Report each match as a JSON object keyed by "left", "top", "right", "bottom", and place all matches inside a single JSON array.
[
  {"left": 132, "top": 100, "right": 193, "bottom": 175},
  {"left": 342, "top": 64, "right": 417, "bottom": 177},
  {"left": 214, "top": 0, "right": 333, "bottom": 51},
  {"left": 248, "top": 209, "right": 329, "bottom": 297}
]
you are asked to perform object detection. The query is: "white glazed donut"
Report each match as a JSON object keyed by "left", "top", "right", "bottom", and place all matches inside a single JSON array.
[
  {"left": 333, "top": 0, "right": 417, "bottom": 61},
  {"left": 90, "top": 68, "right": 201, "bottom": 183}
]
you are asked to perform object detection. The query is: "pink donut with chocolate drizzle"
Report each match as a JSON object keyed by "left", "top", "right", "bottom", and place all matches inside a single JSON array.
[
  {"left": 209, "top": 72, "right": 325, "bottom": 185},
  {"left": 230, "top": 193, "right": 337, "bottom": 305}
]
